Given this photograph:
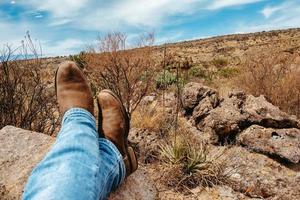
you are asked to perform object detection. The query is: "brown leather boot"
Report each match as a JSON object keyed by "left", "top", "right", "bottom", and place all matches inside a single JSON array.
[
  {"left": 97, "top": 90, "right": 138, "bottom": 177},
  {"left": 55, "top": 61, "right": 94, "bottom": 115}
]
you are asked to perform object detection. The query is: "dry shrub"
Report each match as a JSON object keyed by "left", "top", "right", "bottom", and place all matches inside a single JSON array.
[
  {"left": 131, "top": 104, "right": 174, "bottom": 136},
  {"left": 84, "top": 32, "right": 156, "bottom": 116},
  {"left": 211, "top": 57, "right": 228, "bottom": 69},
  {"left": 235, "top": 50, "right": 300, "bottom": 117},
  {"left": 0, "top": 34, "right": 59, "bottom": 135}
]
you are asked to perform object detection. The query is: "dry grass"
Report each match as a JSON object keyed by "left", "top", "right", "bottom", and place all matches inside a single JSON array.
[
  {"left": 131, "top": 104, "right": 174, "bottom": 136},
  {"left": 234, "top": 50, "right": 300, "bottom": 117}
]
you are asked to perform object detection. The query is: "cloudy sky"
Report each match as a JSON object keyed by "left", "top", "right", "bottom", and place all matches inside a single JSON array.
[{"left": 1, "top": 0, "right": 299, "bottom": 56}]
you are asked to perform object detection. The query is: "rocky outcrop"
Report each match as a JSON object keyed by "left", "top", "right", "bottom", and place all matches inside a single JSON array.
[
  {"left": 180, "top": 82, "right": 300, "bottom": 198},
  {"left": 222, "top": 146, "right": 300, "bottom": 199},
  {"left": 238, "top": 125, "right": 300, "bottom": 163},
  {"left": 182, "top": 82, "right": 220, "bottom": 115},
  {"left": 182, "top": 82, "right": 300, "bottom": 145},
  {"left": 244, "top": 95, "right": 300, "bottom": 128},
  {"left": 199, "top": 91, "right": 248, "bottom": 143},
  {"left": 0, "top": 126, "right": 157, "bottom": 200}
]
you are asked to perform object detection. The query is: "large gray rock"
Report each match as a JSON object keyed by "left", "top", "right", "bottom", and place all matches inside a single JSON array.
[
  {"left": 192, "top": 91, "right": 219, "bottom": 123},
  {"left": 199, "top": 91, "right": 248, "bottom": 142},
  {"left": 220, "top": 146, "right": 300, "bottom": 199},
  {"left": 181, "top": 82, "right": 220, "bottom": 113},
  {"left": 0, "top": 126, "right": 157, "bottom": 200},
  {"left": 244, "top": 95, "right": 300, "bottom": 129},
  {"left": 0, "top": 126, "right": 54, "bottom": 199},
  {"left": 181, "top": 83, "right": 300, "bottom": 144},
  {"left": 109, "top": 169, "right": 157, "bottom": 200},
  {"left": 238, "top": 125, "right": 300, "bottom": 163}
]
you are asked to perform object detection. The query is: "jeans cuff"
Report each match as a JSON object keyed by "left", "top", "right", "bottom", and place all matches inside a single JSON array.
[{"left": 62, "top": 108, "right": 96, "bottom": 124}]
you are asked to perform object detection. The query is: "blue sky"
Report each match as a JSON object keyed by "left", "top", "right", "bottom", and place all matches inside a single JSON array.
[{"left": 1, "top": 0, "right": 300, "bottom": 56}]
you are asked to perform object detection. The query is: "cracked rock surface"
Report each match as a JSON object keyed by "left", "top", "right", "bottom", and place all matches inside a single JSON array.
[
  {"left": 238, "top": 125, "right": 300, "bottom": 163},
  {"left": 181, "top": 82, "right": 300, "bottom": 199},
  {"left": 0, "top": 126, "right": 157, "bottom": 200}
]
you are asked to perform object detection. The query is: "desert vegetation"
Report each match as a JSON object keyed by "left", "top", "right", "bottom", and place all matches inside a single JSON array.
[
  {"left": 1, "top": 29, "right": 300, "bottom": 199},
  {"left": 234, "top": 49, "right": 300, "bottom": 117},
  {"left": 159, "top": 128, "right": 232, "bottom": 192},
  {"left": 83, "top": 32, "right": 156, "bottom": 116},
  {"left": 0, "top": 33, "right": 59, "bottom": 135}
]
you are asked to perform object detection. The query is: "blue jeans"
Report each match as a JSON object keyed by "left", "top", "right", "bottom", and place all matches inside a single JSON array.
[{"left": 22, "top": 108, "right": 126, "bottom": 200}]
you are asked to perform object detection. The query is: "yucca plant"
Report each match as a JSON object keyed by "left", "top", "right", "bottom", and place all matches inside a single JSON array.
[
  {"left": 159, "top": 139, "right": 186, "bottom": 164},
  {"left": 185, "top": 145, "right": 207, "bottom": 174},
  {"left": 159, "top": 135, "right": 230, "bottom": 191}
]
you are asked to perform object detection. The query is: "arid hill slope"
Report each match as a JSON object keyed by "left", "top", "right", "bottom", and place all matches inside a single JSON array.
[{"left": 153, "top": 28, "right": 300, "bottom": 66}]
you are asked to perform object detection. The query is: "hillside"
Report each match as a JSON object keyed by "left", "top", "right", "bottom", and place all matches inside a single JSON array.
[{"left": 154, "top": 28, "right": 300, "bottom": 65}]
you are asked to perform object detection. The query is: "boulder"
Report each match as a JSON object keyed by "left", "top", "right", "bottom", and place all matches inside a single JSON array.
[
  {"left": 221, "top": 146, "right": 300, "bottom": 199},
  {"left": 0, "top": 126, "right": 157, "bottom": 200},
  {"left": 0, "top": 126, "right": 54, "bottom": 198},
  {"left": 181, "top": 83, "right": 300, "bottom": 144},
  {"left": 244, "top": 95, "right": 300, "bottom": 129},
  {"left": 181, "top": 82, "right": 220, "bottom": 114},
  {"left": 109, "top": 169, "right": 157, "bottom": 200},
  {"left": 238, "top": 125, "right": 300, "bottom": 163},
  {"left": 197, "top": 91, "right": 248, "bottom": 143},
  {"left": 192, "top": 91, "right": 219, "bottom": 123}
]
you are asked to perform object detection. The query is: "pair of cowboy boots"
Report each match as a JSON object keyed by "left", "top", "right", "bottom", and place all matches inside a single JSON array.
[{"left": 55, "top": 61, "right": 138, "bottom": 177}]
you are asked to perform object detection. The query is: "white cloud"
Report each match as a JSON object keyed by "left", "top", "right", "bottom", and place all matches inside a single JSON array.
[
  {"left": 0, "top": 20, "right": 84, "bottom": 56},
  {"left": 0, "top": 21, "right": 28, "bottom": 47},
  {"left": 49, "top": 19, "right": 72, "bottom": 26},
  {"left": 261, "top": 6, "right": 279, "bottom": 18},
  {"left": 19, "top": 0, "right": 265, "bottom": 30},
  {"left": 41, "top": 39, "right": 85, "bottom": 56},
  {"left": 237, "top": 1, "right": 300, "bottom": 33},
  {"left": 23, "top": 0, "right": 89, "bottom": 18},
  {"left": 265, "top": 1, "right": 300, "bottom": 27},
  {"left": 11, "top": 1, "right": 16, "bottom": 4},
  {"left": 79, "top": 0, "right": 199, "bottom": 30},
  {"left": 207, "top": 0, "right": 263, "bottom": 10},
  {"left": 261, "top": 3, "right": 289, "bottom": 19}
]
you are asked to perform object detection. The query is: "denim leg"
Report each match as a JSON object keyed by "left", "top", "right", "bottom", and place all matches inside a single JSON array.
[
  {"left": 97, "top": 138, "right": 126, "bottom": 200},
  {"left": 22, "top": 108, "right": 126, "bottom": 200}
]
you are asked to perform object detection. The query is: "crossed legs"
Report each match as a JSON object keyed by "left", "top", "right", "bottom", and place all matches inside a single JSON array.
[{"left": 22, "top": 61, "right": 137, "bottom": 200}]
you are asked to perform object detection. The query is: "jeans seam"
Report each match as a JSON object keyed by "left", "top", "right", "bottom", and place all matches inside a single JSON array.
[
  {"left": 99, "top": 139, "right": 126, "bottom": 181},
  {"left": 98, "top": 162, "right": 121, "bottom": 197}
]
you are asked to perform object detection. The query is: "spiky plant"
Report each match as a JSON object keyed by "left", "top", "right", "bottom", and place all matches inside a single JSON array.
[
  {"left": 159, "top": 138, "right": 186, "bottom": 164},
  {"left": 159, "top": 136, "right": 231, "bottom": 192},
  {"left": 184, "top": 144, "right": 207, "bottom": 174}
]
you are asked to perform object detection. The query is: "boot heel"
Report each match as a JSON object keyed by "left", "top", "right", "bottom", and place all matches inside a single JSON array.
[{"left": 126, "top": 146, "right": 138, "bottom": 176}]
